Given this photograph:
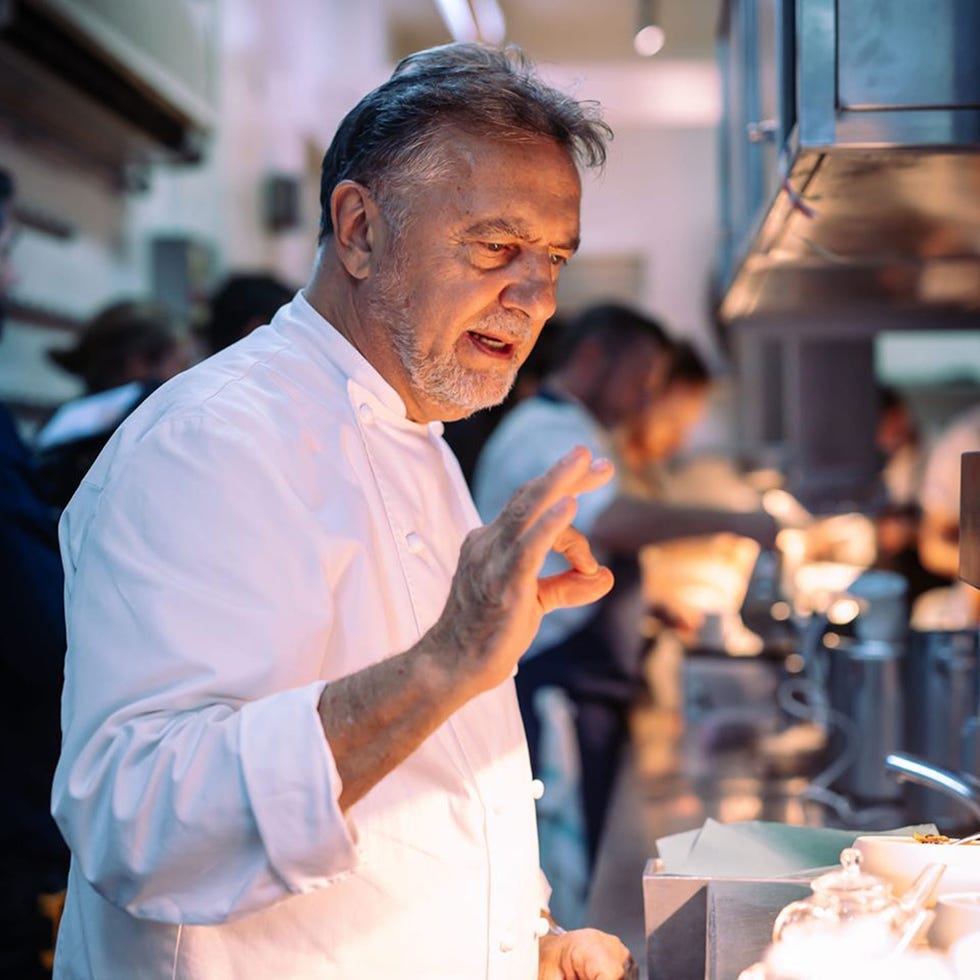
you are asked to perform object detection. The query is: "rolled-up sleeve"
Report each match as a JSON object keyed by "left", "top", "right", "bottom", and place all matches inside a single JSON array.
[{"left": 52, "top": 412, "right": 361, "bottom": 925}]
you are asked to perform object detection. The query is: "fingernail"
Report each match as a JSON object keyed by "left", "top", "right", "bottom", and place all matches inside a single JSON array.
[{"left": 590, "top": 457, "right": 612, "bottom": 472}]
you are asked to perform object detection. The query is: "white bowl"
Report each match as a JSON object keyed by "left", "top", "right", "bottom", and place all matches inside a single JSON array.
[
  {"left": 853, "top": 835, "right": 980, "bottom": 906},
  {"left": 930, "top": 891, "right": 980, "bottom": 950}
]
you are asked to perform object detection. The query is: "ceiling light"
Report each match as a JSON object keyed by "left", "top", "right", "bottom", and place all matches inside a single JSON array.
[
  {"left": 434, "top": 0, "right": 505, "bottom": 44},
  {"left": 634, "top": 24, "right": 666, "bottom": 57},
  {"left": 634, "top": 0, "right": 665, "bottom": 57}
]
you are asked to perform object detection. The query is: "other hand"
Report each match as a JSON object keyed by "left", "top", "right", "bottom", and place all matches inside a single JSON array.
[{"left": 538, "top": 927, "right": 636, "bottom": 980}]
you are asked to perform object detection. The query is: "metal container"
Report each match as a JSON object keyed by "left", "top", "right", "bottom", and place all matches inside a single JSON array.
[
  {"left": 643, "top": 860, "right": 814, "bottom": 980},
  {"left": 826, "top": 637, "right": 905, "bottom": 802},
  {"left": 903, "top": 628, "right": 980, "bottom": 827}
]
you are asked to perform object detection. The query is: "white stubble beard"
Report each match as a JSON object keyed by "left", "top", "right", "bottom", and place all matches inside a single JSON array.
[{"left": 368, "top": 248, "right": 531, "bottom": 418}]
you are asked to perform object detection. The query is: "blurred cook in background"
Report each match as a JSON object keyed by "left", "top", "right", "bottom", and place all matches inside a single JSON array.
[
  {"left": 915, "top": 399, "right": 980, "bottom": 627},
  {"left": 614, "top": 339, "right": 712, "bottom": 499},
  {"left": 202, "top": 271, "right": 295, "bottom": 355},
  {"left": 34, "top": 300, "right": 194, "bottom": 509}
]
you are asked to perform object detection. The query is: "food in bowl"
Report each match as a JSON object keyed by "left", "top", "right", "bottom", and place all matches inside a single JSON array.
[
  {"left": 854, "top": 835, "right": 980, "bottom": 906},
  {"left": 913, "top": 832, "right": 980, "bottom": 845}
]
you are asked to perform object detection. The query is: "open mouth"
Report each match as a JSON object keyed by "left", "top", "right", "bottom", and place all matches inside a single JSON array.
[{"left": 466, "top": 330, "right": 515, "bottom": 359}]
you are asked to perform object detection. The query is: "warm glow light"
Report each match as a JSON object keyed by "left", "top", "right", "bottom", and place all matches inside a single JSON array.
[
  {"left": 823, "top": 632, "right": 841, "bottom": 649},
  {"left": 634, "top": 24, "right": 665, "bottom": 57},
  {"left": 827, "top": 597, "right": 861, "bottom": 626},
  {"left": 770, "top": 600, "right": 792, "bottom": 622}
]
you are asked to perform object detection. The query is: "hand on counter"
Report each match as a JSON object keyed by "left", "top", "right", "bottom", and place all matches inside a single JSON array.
[{"left": 538, "top": 926, "right": 637, "bottom": 979}]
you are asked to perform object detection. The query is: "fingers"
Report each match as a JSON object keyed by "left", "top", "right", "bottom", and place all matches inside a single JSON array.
[
  {"left": 500, "top": 446, "right": 613, "bottom": 537},
  {"left": 538, "top": 567, "right": 614, "bottom": 615},
  {"left": 536, "top": 518, "right": 612, "bottom": 613},
  {"left": 543, "top": 928, "right": 634, "bottom": 979},
  {"left": 552, "top": 525, "right": 599, "bottom": 576}
]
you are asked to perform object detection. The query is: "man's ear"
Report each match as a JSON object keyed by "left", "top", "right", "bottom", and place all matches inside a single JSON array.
[{"left": 330, "top": 180, "right": 382, "bottom": 280}]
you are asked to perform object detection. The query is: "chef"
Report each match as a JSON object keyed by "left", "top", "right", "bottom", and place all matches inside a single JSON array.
[{"left": 52, "top": 42, "right": 634, "bottom": 979}]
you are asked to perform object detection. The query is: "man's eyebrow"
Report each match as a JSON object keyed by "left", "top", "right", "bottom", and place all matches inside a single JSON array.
[{"left": 461, "top": 218, "right": 579, "bottom": 253}]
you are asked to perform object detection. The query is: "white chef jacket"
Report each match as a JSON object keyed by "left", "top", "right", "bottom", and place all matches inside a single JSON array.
[
  {"left": 52, "top": 292, "right": 546, "bottom": 979},
  {"left": 473, "top": 393, "right": 617, "bottom": 657}
]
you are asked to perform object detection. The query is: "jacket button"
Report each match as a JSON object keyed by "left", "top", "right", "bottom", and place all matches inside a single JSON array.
[
  {"left": 536, "top": 916, "right": 550, "bottom": 938},
  {"left": 531, "top": 779, "right": 545, "bottom": 801},
  {"left": 358, "top": 403, "right": 374, "bottom": 423},
  {"left": 499, "top": 933, "right": 517, "bottom": 953},
  {"left": 405, "top": 531, "right": 424, "bottom": 554}
]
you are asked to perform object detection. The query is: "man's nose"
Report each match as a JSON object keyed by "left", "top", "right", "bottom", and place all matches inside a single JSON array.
[{"left": 499, "top": 253, "right": 557, "bottom": 324}]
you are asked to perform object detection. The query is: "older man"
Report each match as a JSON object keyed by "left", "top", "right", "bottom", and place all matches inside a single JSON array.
[{"left": 52, "top": 44, "right": 633, "bottom": 978}]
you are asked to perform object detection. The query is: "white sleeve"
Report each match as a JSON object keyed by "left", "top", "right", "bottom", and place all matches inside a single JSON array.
[{"left": 53, "top": 414, "right": 360, "bottom": 925}]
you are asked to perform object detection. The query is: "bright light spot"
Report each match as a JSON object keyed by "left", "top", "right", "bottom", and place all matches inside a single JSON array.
[
  {"left": 771, "top": 601, "right": 792, "bottom": 622},
  {"left": 823, "top": 632, "right": 841, "bottom": 649},
  {"left": 634, "top": 24, "right": 666, "bottom": 57},
  {"left": 828, "top": 597, "right": 861, "bottom": 626},
  {"left": 785, "top": 653, "right": 805, "bottom": 674}
]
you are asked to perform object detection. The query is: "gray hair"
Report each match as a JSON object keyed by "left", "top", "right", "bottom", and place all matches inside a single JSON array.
[{"left": 317, "top": 43, "right": 611, "bottom": 241}]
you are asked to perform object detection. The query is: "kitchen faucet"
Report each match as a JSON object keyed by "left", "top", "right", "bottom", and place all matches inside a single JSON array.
[{"left": 885, "top": 752, "right": 980, "bottom": 822}]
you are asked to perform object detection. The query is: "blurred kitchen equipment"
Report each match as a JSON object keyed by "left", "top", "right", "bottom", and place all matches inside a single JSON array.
[
  {"left": 884, "top": 754, "right": 980, "bottom": 824},
  {"left": 822, "top": 571, "right": 908, "bottom": 803},
  {"left": 900, "top": 629, "right": 980, "bottom": 827},
  {"left": 771, "top": 846, "right": 943, "bottom": 947},
  {"left": 826, "top": 638, "right": 906, "bottom": 803}
]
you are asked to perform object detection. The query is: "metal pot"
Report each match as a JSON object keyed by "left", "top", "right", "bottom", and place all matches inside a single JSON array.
[{"left": 902, "top": 628, "right": 980, "bottom": 826}]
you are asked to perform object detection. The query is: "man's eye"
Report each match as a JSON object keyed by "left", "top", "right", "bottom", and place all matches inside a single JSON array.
[
  {"left": 483, "top": 242, "right": 506, "bottom": 253},
  {"left": 550, "top": 253, "right": 569, "bottom": 267}
]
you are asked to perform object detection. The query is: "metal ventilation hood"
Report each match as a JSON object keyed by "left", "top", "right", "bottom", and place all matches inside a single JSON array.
[
  {"left": 0, "top": 0, "right": 215, "bottom": 187},
  {"left": 720, "top": 0, "right": 980, "bottom": 322},
  {"left": 721, "top": 149, "right": 980, "bottom": 320}
]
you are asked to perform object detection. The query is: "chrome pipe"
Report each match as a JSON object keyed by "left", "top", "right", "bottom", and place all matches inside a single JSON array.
[{"left": 885, "top": 752, "right": 980, "bottom": 821}]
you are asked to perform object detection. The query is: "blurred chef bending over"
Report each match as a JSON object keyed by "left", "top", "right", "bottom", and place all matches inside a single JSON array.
[
  {"left": 474, "top": 306, "right": 778, "bottom": 876},
  {"left": 915, "top": 400, "right": 980, "bottom": 627}
]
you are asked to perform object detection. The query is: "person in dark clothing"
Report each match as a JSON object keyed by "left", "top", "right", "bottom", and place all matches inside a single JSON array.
[
  {"left": 203, "top": 271, "right": 295, "bottom": 355},
  {"left": 35, "top": 300, "right": 193, "bottom": 510},
  {"left": 0, "top": 168, "right": 69, "bottom": 978}
]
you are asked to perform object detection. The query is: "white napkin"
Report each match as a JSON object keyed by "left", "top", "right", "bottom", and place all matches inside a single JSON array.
[{"left": 656, "top": 819, "right": 939, "bottom": 878}]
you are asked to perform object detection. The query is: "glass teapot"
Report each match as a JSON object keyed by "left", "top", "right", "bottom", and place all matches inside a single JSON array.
[{"left": 771, "top": 847, "right": 944, "bottom": 947}]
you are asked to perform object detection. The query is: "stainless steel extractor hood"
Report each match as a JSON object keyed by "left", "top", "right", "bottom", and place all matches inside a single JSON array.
[
  {"left": 718, "top": 0, "right": 980, "bottom": 322},
  {"left": 0, "top": 0, "right": 215, "bottom": 187}
]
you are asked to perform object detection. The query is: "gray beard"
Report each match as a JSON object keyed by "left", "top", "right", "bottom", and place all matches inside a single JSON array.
[
  {"left": 368, "top": 255, "right": 529, "bottom": 418},
  {"left": 389, "top": 314, "right": 522, "bottom": 416}
]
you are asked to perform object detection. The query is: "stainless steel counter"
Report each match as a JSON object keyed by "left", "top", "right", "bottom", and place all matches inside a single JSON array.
[{"left": 585, "top": 652, "right": 852, "bottom": 974}]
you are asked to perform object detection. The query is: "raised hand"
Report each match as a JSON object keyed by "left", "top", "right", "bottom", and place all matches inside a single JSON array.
[{"left": 431, "top": 445, "right": 614, "bottom": 699}]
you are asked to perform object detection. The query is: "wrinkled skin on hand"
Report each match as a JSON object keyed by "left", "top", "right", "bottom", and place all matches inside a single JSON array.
[
  {"left": 538, "top": 927, "right": 636, "bottom": 980},
  {"left": 431, "top": 445, "right": 614, "bottom": 699}
]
